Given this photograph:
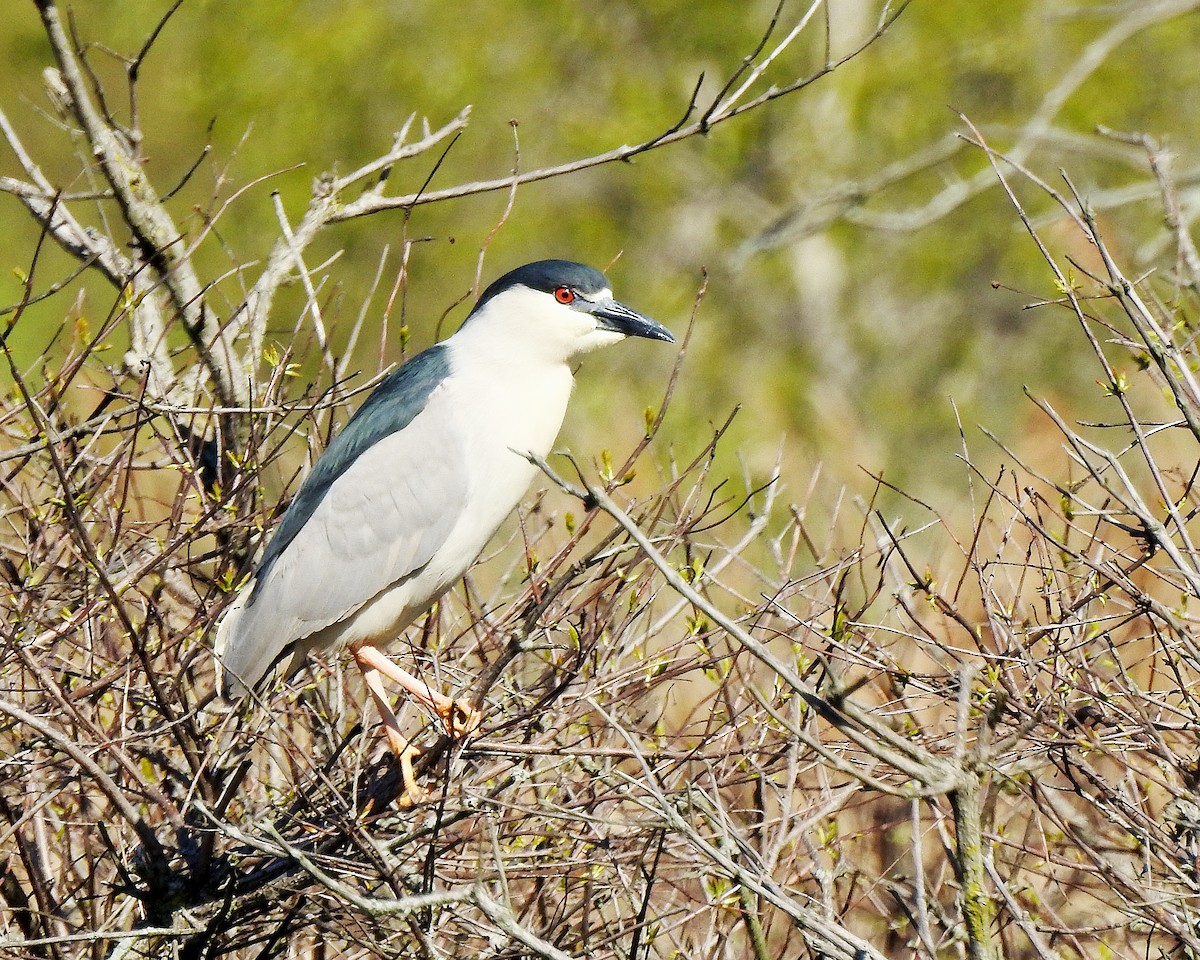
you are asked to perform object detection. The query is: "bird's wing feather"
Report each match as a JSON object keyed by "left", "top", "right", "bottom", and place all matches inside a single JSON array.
[
  {"left": 257, "top": 402, "right": 468, "bottom": 629},
  {"left": 217, "top": 398, "right": 469, "bottom": 696},
  {"left": 253, "top": 345, "right": 452, "bottom": 584},
  {"left": 216, "top": 348, "right": 470, "bottom": 698}
]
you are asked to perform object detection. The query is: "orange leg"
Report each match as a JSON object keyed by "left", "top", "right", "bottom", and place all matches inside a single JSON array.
[
  {"left": 352, "top": 643, "right": 482, "bottom": 738},
  {"left": 357, "top": 659, "right": 428, "bottom": 807}
]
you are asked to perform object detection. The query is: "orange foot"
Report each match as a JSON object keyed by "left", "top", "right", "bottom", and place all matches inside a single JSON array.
[
  {"left": 394, "top": 742, "right": 432, "bottom": 808},
  {"left": 437, "top": 697, "right": 482, "bottom": 739}
]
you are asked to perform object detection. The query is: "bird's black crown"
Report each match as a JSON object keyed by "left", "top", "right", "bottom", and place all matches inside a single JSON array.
[{"left": 470, "top": 260, "right": 610, "bottom": 316}]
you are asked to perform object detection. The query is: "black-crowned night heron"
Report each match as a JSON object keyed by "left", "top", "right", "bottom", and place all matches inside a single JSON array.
[{"left": 215, "top": 259, "right": 674, "bottom": 802}]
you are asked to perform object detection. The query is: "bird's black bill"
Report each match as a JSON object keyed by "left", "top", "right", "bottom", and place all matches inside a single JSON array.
[{"left": 592, "top": 299, "right": 675, "bottom": 343}]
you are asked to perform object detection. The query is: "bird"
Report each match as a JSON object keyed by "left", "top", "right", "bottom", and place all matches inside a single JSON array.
[{"left": 214, "top": 259, "right": 675, "bottom": 803}]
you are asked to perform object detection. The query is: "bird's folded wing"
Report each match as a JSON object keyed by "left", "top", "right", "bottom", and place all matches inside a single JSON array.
[{"left": 217, "top": 392, "right": 468, "bottom": 695}]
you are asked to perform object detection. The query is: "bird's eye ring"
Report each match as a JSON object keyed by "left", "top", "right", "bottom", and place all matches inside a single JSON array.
[{"left": 554, "top": 286, "right": 575, "bottom": 304}]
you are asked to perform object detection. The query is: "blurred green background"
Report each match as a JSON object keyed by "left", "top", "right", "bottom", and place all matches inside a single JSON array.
[{"left": 3, "top": 0, "right": 1198, "bottom": 512}]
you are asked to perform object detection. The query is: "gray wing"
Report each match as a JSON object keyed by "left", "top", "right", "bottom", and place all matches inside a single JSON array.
[{"left": 216, "top": 386, "right": 468, "bottom": 697}]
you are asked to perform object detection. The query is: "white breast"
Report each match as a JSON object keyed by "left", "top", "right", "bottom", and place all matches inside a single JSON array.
[{"left": 435, "top": 332, "right": 576, "bottom": 577}]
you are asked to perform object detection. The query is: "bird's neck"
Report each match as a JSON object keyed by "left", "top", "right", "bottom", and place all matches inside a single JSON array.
[{"left": 446, "top": 325, "right": 576, "bottom": 464}]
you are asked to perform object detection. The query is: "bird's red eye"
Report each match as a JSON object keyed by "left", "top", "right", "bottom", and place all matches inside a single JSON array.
[{"left": 554, "top": 286, "right": 575, "bottom": 304}]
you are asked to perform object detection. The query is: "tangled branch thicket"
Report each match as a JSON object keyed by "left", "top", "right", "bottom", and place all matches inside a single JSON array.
[{"left": 4, "top": 3, "right": 1200, "bottom": 959}]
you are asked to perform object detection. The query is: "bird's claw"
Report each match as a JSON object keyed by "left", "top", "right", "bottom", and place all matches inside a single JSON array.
[
  {"left": 437, "top": 698, "right": 482, "bottom": 739},
  {"left": 398, "top": 781, "right": 433, "bottom": 808}
]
